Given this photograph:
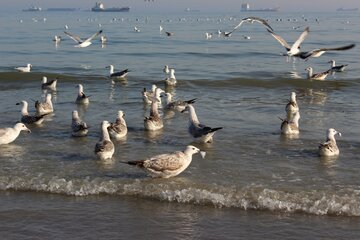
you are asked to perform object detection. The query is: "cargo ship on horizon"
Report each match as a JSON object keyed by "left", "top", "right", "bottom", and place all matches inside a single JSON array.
[
  {"left": 241, "top": 3, "right": 279, "bottom": 12},
  {"left": 91, "top": 2, "right": 130, "bottom": 12}
]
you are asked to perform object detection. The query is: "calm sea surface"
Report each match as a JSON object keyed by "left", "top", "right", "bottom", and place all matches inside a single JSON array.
[{"left": 0, "top": 10, "right": 360, "bottom": 239}]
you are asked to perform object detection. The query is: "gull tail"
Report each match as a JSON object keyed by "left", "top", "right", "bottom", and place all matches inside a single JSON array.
[
  {"left": 123, "top": 160, "right": 144, "bottom": 167},
  {"left": 185, "top": 98, "right": 196, "bottom": 104},
  {"left": 208, "top": 127, "right": 223, "bottom": 133}
]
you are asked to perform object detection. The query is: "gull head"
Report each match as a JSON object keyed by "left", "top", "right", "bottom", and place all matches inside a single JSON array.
[
  {"left": 185, "top": 145, "right": 206, "bottom": 159},
  {"left": 14, "top": 123, "right": 31, "bottom": 133},
  {"left": 117, "top": 110, "right": 125, "bottom": 118},
  {"left": 72, "top": 110, "right": 79, "bottom": 119},
  {"left": 327, "top": 128, "right": 341, "bottom": 138}
]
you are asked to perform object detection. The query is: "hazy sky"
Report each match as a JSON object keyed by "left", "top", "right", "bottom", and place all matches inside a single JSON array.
[{"left": 3, "top": 0, "right": 360, "bottom": 12}]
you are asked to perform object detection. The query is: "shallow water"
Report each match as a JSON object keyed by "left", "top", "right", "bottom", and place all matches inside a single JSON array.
[{"left": 0, "top": 10, "right": 360, "bottom": 239}]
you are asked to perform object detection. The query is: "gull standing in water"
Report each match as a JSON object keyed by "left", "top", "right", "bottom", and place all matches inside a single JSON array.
[
  {"left": 280, "top": 111, "right": 300, "bottom": 135},
  {"left": 64, "top": 29, "right": 103, "bottom": 48},
  {"left": 108, "top": 110, "right": 127, "bottom": 139},
  {"left": 163, "top": 93, "right": 196, "bottom": 112},
  {"left": 285, "top": 92, "right": 299, "bottom": 118},
  {"left": 75, "top": 84, "right": 90, "bottom": 104},
  {"left": 35, "top": 93, "right": 54, "bottom": 115},
  {"left": 182, "top": 104, "right": 223, "bottom": 143},
  {"left": 305, "top": 67, "right": 330, "bottom": 80},
  {"left": 0, "top": 123, "right": 31, "bottom": 145},
  {"left": 15, "top": 63, "right": 32, "bottom": 72},
  {"left": 144, "top": 99, "right": 163, "bottom": 131},
  {"left": 125, "top": 145, "right": 206, "bottom": 178},
  {"left": 94, "top": 121, "right": 114, "bottom": 160},
  {"left": 71, "top": 110, "right": 88, "bottom": 137},
  {"left": 328, "top": 60, "right": 348, "bottom": 72},
  {"left": 16, "top": 101, "right": 46, "bottom": 125},
  {"left": 165, "top": 68, "right": 177, "bottom": 86},
  {"left": 41, "top": 76, "right": 58, "bottom": 91},
  {"left": 142, "top": 84, "right": 158, "bottom": 104},
  {"left": 318, "top": 128, "right": 341, "bottom": 157},
  {"left": 53, "top": 35, "right": 61, "bottom": 43},
  {"left": 106, "top": 65, "right": 130, "bottom": 79}
]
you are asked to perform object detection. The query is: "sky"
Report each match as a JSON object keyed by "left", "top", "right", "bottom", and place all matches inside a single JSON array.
[{"left": 3, "top": 0, "right": 360, "bottom": 12}]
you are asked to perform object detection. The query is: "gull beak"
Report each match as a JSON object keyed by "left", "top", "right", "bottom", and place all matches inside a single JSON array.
[
  {"left": 16, "top": 102, "right": 20, "bottom": 105},
  {"left": 26, "top": 128, "right": 31, "bottom": 133},
  {"left": 338, "top": 132, "right": 342, "bottom": 137}
]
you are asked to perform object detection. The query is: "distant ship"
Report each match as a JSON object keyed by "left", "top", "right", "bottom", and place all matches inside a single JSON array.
[
  {"left": 241, "top": 3, "right": 279, "bottom": 12},
  {"left": 337, "top": 7, "right": 359, "bottom": 11},
  {"left": 23, "top": 6, "right": 42, "bottom": 12},
  {"left": 91, "top": 2, "right": 130, "bottom": 12}
]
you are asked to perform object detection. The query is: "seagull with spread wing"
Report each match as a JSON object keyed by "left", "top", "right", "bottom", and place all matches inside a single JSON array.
[
  {"left": 225, "top": 16, "right": 274, "bottom": 37},
  {"left": 64, "top": 30, "right": 103, "bottom": 48}
]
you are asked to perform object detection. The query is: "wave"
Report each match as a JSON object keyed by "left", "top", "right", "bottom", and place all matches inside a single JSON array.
[{"left": 1, "top": 175, "right": 359, "bottom": 216}]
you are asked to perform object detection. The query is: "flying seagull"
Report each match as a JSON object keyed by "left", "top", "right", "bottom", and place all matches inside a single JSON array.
[
  {"left": 267, "top": 27, "right": 309, "bottom": 57},
  {"left": 64, "top": 30, "right": 103, "bottom": 48},
  {"left": 225, "top": 16, "right": 274, "bottom": 37}
]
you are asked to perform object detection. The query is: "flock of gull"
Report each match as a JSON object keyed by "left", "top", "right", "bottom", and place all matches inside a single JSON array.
[{"left": 1, "top": 16, "right": 354, "bottom": 177}]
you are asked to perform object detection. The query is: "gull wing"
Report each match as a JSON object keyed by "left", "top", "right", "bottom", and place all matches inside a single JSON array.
[
  {"left": 227, "top": 19, "right": 245, "bottom": 35},
  {"left": 267, "top": 29, "right": 291, "bottom": 51},
  {"left": 64, "top": 31, "right": 83, "bottom": 43},
  {"left": 145, "top": 152, "right": 184, "bottom": 172},
  {"left": 290, "top": 26, "right": 309, "bottom": 52},
  {"left": 301, "top": 43, "right": 356, "bottom": 59},
  {"left": 83, "top": 30, "right": 103, "bottom": 43},
  {"left": 245, "top": 16, "right": 274, "bottom": 31}
]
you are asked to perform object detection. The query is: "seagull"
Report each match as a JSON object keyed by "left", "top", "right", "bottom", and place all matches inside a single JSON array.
[
  {"left": 0, "top": 123, "right": 31, "bottom": 145},
  {"left": 71, "top": 110, "right": 88, "bottom": 137},
  {"left": 163, "top": 93, "right": 196, "bottom": 112},
  {"left": 182, "top": 104, "right": 223, "bottom": 143},
  {"left": 16, "top": 100, "right": 46, "bottom": 125},
  {"left": 227, "top": 16, "right": 274, "bottom": 36},
  {"left": 125, "top": 145, "right": 205, "bottom": 178},
  {"left": 144, "top": 99, "right": 163, "bottom": 131},
  {"left": 100, "top": 35, "right": 107, "bottom": 44},
  {"left": 134, "top": 26, "right": 140, "bottom": 32},
  {"left": 159, "top": 25, "right": 163, "bottom": 33},
  {"left": 165, "top": 31, "right": 174, "bottom": 36},
  {"left": 75, "top": 84, "right": 90, "bottom": 104},
  {"left": 35, "top": 93, "right": 54, "bottom": 115},
  {"left": 165, "top": 68, "right": 177, "bottom": 86},
  {"left": 41, "top": 76, "right": 58, "bottom": 91},
  {"left": 15, "top": 63, "right": 32, "bottom": 73},
  {"left": 142, "top": 84, "right": 158, "bottom": 104},
  {"left": 280, "top": 111, "right": 300, "bottom": 135},
  {"left": 297, "top": 44, "right": 355, "bottom": 60},
  {"left": 53, "top": 35, "right": 61, "bottom": 43},
  {"left": 142, "top": 87, "right": 164, "bottom": 105},
  {"left": 328, "top": 60, "right": 348, "bottom": 72},
  {"left": 108, "top": 110, "right": 127, "bottom": 139},
  {"left": 205, "top": 32, "right": 213, "bottom": 39},
  {"left": 305, "top": 67, "right": 331, "bottom": 80},
  {"left": 267, "top": 27, "right": 309, "bottom": 57},
  {"left": 106, "top": 65, "right": 130, "bottom": 79},
  {"left": 285, "top": 92, "right": 299, "bottom": 118},
  {"left": 64, "top": 29, "right": 103, "bottom": 48},
  {"left": 94, "top": 121, "right": 114, "bottom": 160},
  {"left": 318, "top": 128, "right": 341, "bottom": 157}
]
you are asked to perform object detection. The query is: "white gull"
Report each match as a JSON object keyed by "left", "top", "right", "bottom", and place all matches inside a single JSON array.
[
  {"left": 318, "top": 128, "right": 341, "bottom": 157},
  {"left": 71, "top": 110, "right": 88, "bottom": 137},
  {"left": 16, "top": 100, "right": 45, "bottom": 125},
  {"left": 94, "top": 121, "right": 115, "bottom": 160},
  {"left": 106, "top": 65, "right": 130, "bottom": 79},
  {"left": 41, "top": 76, "right": 58, "bottom": 91},
  {"left": 15, "top": 63, "right": 32, "bottom": 73},
  {"left": 0, "top": 123, "right": 31, "bottom": 145},
  {"left": 75, "top": 84, "right": 90, "bottom": 104},
  {"left": 35, "top": 93, "right": 54, "bottom": 115},
  {"left": 64, "top": 29, "right": 103, "bottom": 48}
]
